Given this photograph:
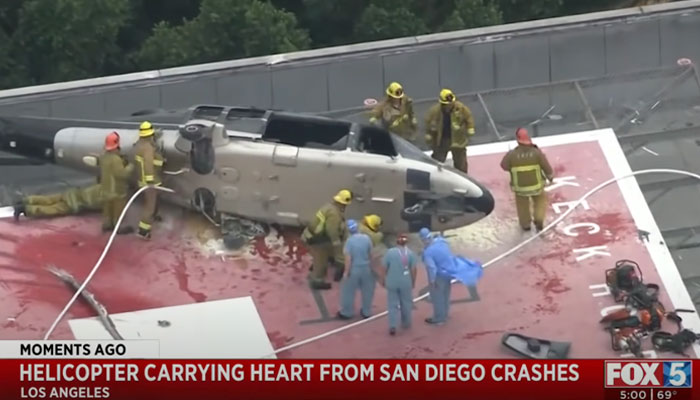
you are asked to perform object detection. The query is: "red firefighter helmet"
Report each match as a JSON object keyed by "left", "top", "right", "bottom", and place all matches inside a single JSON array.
[{"left": 105, "top": 131, "right": 120, "bottom": 151}]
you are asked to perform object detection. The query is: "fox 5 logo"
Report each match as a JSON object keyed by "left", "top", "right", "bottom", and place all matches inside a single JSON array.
[{"left": 605, "top": 361, "right": 692, "bottom": 388}]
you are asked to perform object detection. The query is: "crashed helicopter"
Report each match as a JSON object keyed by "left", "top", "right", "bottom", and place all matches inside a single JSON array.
[{"left": 0, "top": 104, "right": 495, "bottom": 246}]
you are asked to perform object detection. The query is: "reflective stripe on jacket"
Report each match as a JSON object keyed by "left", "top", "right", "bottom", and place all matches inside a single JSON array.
[
  {"left": 511, "top": 164, "right": 544, "bottom": 196},
  {"left": 500, "top": 145, "right": 554, "bottom": 196},
  {"left": 302, "top": 202, "right": 347, "bottom": 250},
  {"left": 368, "top": 97, "right": 417, "bottom": 138},
  {"left": 133, "top": 138, "right": 164, "bottom": 187},
  {"left": 424, "top": 100, "right": 475, "bottom": 149}
]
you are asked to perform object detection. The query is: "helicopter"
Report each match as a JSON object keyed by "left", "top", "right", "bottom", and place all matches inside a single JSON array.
[{"left": 0, "top": 104, "right": 495, "bottom": 247}]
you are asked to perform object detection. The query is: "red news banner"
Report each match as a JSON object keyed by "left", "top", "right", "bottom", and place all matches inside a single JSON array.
[{"left": 2, "top": 359, "right": 696, "bottom": 400}]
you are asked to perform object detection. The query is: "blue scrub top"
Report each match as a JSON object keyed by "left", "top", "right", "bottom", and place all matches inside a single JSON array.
[
  {"left": 383, "top": 246, "right": 417, "bottom": 283},
  {"left": 344, "top": 233, "right": 372, "bottom": 269},
  {"left": 422, "top": 236, "right": 455, "bottom": 282}
]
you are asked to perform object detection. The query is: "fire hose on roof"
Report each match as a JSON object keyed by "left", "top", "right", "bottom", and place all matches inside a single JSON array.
[
  {"left": 268, "top": 169, "right": 700, "bottom": 357},
  {"left": 43, "top": 184, "right": 175, "bottom": 340},
  {"left": 43, "top": 169, "right": 700, "bottom": 356}
]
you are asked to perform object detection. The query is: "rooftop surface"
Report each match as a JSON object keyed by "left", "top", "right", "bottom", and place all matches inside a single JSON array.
[
  {"left": 1, "top": 130, "right": 697, "bottom": 358},
  {"left": 5, "top": 64, "right": 698, "bottom": 311},
  {"left": 0, "top": 1, "right": 699, "bottom": 357},
  {"left": 328, "top": 63, "right": 700, "bottom": 310}
]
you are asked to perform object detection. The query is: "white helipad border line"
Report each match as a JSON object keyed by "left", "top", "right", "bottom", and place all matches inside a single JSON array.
[
  {"left": 597, "top": 129, "right": 700, "bottom": 358},
  {"left": 424, "top": 129, "right": 619, "bottom": 159},
  {"left": 0, "top": 206, "right": 14, "bottom": 219},
  {"left": 69, "top": 296, "right": 277, "bottom": 359},
  {"left": 451, "top": 128, "right": 700, "bottom": 357}
]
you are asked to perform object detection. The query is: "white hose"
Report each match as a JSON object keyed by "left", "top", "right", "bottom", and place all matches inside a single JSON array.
[
  {"left": 269, "top": 168, "right": 700, "bottom": 356},
  {"left": 163, "top": 168, "right": 189, "bottom": 176},
  {"left": 42, "top": 184, "right": 175, "bottom": 340}
]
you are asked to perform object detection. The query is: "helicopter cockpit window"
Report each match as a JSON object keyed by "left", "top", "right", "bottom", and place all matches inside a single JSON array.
[
  {"left": 224, "top": 107, "right": 267, "bottom": 134},
  {"left": 262, "top": 114, "right": 350, "bottom": 150},
  {"left": 191, "top": 106, "right": 225, "bottom": 121},
  {"left": 354, "top": 126, "right": 398, "bottom": 157},
  {"left": 391, "top": 134, "right": 439, "bottom": 165}
]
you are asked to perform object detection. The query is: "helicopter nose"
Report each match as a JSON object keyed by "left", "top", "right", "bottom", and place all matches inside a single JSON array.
[
  {"left": 474, "top": 187, "right": 495, "bottom": 216},
  {"left": 465, "top": 182, "right": 495, "bottom": 217}
]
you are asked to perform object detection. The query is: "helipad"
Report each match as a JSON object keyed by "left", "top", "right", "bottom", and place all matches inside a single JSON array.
[{"left": 0, "top": 129, "right": 697, "bottom": 358}]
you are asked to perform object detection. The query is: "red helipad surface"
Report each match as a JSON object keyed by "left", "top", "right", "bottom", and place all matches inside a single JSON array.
[{"left": 1, "top": 129, "right": 698, "bottom": 359}]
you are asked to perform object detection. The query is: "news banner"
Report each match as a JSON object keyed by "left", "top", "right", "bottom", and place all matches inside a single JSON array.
[{"left": 0, "top": 341, "right": 695, "bottom": 400}]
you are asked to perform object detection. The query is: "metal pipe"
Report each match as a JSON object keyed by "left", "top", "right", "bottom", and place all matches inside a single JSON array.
[
  {"left": 477, "top": 93, "right": 503, "bottom": 140},
  {"left": 574, "top": 81, "right": 599, "bottom": 129},
  {"left": 614, "top": 67, "right": 693, "bottom": 134}
]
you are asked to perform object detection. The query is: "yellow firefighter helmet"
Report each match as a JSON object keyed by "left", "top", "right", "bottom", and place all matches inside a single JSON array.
[
  {"left": 439, "top": 88, "right": 456, "bottom": 104},
  {"left": 363, "top": 214, "right": 382, "bottom": 231},
  {"left": 386, "top": 82, "right": 404, "bottom": 99},
  {"left": 139, "top": 121, "right": 155, "bottom": 137},
  {"left": 333, "top": 189, "right": 352, "bottom": 205}
]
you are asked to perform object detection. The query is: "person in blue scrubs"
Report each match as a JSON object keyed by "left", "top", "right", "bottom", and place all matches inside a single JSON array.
[
  {"left": 381, "top": 234, "right": 417, "bottom": 335},
  {"left": 337, "top": 219, "right": 375, "bottom": 319},
  {"left": 420, "top": 227, "right": 454, "bottom": 325}
]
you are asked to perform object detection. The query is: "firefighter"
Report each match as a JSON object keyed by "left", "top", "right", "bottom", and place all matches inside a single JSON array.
[
  {"left": 360, "top": 214, "right": 385, "bottom": 270},
  {"left": 13, "top": 184, "right": 103, "bottom": 221},
  {"left": 368, "top": 82, "right": 418, "bottom": 141},
  {"left": 133, "top": 121, "right": 165, "bottom": 240},
  {"left": 359, "top": 214, "right": 386, "bottom": 291},
  {"left": 301, "top": 189, "right": 352, "bottom": 290},
  {"left": 424, "top": 88, "right": 475, "bottom": 173},
  {"left": 100, "top": 131, "right": 135, "bottom": 234},
  {"left": 500, "top": 127, "right": 554, "bottom": 232},
  {"left": 359, "top": 214, "right": 384, "bottom": 246}
]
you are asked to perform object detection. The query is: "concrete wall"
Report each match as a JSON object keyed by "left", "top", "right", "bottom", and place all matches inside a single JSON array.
[{"left": 1, "top": 1, "right": 700, "bottom": 119}]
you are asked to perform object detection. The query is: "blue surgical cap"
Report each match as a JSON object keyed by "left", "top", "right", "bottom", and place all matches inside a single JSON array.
[
  {"left": 347, "top": 219, "right": 358, "bottom": 234},
  {"left": 419, "top": 227, "right": 432, "bottom": 241}
]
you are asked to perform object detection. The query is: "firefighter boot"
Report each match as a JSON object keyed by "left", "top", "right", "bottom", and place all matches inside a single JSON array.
[
  {"left": 13, "top": 203, "right": 25, "bottom": 222},
  {"left": 137, "top": 227, "right": 151, "bottom": 240},
  {"left": 310, "top": 280, "right": 331, "bottom": 290}
]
